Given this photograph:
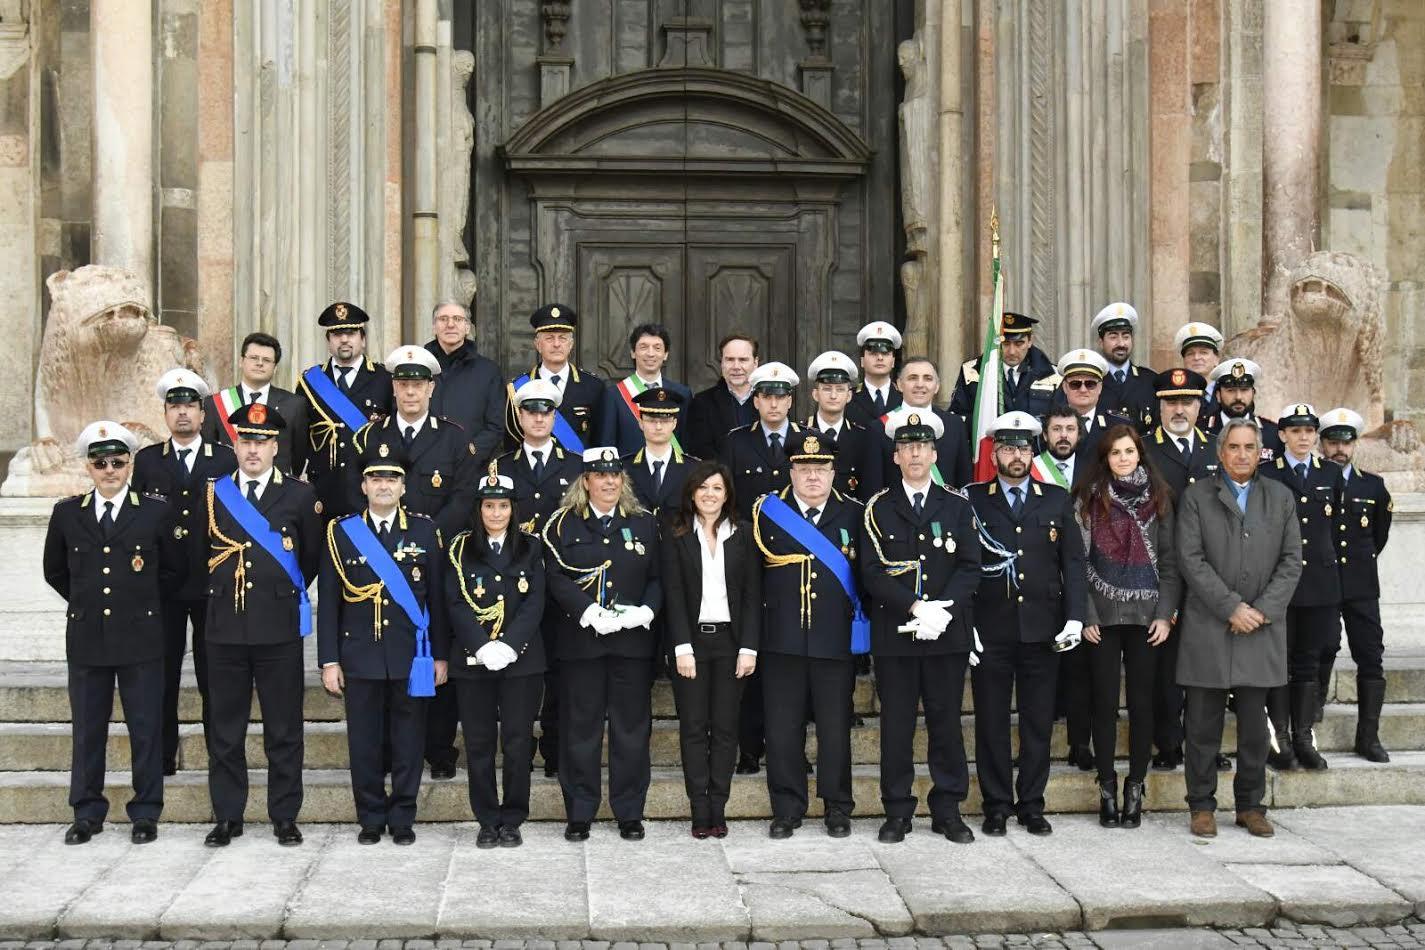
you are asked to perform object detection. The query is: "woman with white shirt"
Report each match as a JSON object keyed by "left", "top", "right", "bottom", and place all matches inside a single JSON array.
[{"left": 663, "top": 461, "right": 762, "bottom": 838}]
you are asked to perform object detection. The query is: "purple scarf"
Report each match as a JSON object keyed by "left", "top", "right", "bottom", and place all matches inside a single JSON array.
[{"left": 1079, "top": 466, "right": 1160, "bottom": 603}]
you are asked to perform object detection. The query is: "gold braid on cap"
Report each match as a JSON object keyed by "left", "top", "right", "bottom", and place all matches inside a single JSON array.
[
  {"left": 207, "top": 480, "right": 251, "bottom": 616},
  {"left": 325, "top": 517, "right": 386, "bottom": 640},
  {"left": 448, "top": 531, "right": 506, "bottom": 641},
  {"left": 541, "top": 507, "right": 613, "bottom": 606},
  {"left": 862, "top": 491, "right": 923, "bottom": 598},
  {"left": 751, "top": 492, "right": 817, "bottom": 630}
]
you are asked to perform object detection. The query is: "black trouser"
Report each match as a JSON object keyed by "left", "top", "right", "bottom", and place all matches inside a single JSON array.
[
  {"left": 160, "top": 598, "right": 210, "bottom": 771},
  {"left": 423, "top": 682, "right": 460, "bottom": 770},
  {"left": 345, "top": 677, "right": 427, "bottom": 829},
  {"left": 762, "top": 652, "right": 855, "bottom": 821},
  {"left": 1057, "top": 641, "right": 1092, "bottom": 752},
  {"left": 537, "top": 624, "right": 560, "bottom": 769},
  {"left": 877, "top": 653, "right": 969, "bottom": 820},
  {"left": 559, "top": 655, "right": 653, "bottom": 823},
  {"left": 1326, "top": 597, "right": 1384, "bottom": 680},
  {"left": 738, "top": 667, "right": 765, "bottom": 762},
  {"left": 1184, "top": 685, "right": 1269, "bottom": 814},
  {"left": 1153, "top": 628, "right": 1184, "bottom": 755},
  {"left": 973, "top": 639, "right": 1058, "bottom": 819},
  {"left": 68, "top": 660, "right": 164, "bottom": 823},
  {"left": 1269, "top": 605, "right": 1341, "bottom": 731},
  {"left": 456, "top": 672, "right": 543, "bottom": 827},
  {"left": 671, "top": 652, "right": 744, "bottom": 826},
  {"left": 1089, "top": 624, "right": 1157, "bottom": 783},
  {"left": 206, "top": 639, "right": 305, "bottom": 823}
]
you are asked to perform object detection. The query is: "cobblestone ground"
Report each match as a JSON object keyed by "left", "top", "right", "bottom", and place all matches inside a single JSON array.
[{"left": 4, "top": 924, "right": 1425, "bottom": 950}]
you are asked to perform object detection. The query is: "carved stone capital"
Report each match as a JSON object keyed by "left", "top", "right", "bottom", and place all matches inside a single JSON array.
[{"left": 541, "top": 2, "right": 572, "bottom": 56}]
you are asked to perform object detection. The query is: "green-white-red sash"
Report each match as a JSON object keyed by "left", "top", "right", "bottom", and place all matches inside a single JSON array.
[
  {"left": 615, "top": 374, "right": 682, "bottom": 453},
  {"left": 1030, "top": 451, "right": 1070, "bottom": 488},
  {"left": 213, "top": 386, "right": 244, "bottom": 443}
]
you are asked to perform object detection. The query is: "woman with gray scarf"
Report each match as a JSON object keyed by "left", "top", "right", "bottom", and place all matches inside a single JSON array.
[{"left": 1074, "top": 425, "right": 1182, "bottom": 829}]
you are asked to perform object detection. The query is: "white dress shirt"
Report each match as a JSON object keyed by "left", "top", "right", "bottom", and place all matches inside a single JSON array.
[
  {"left": 236, "top": 466, "right": 276, "bottom": 501},
  {"left": 815, "top": 414, "right": 843, "bottom": 440},
  {"left": 677, "top": 519, "right": 756, "bottom": 658},
  {"left": 523, "top": 440, "right": 553, "bottom": 470},
  {"left": 94, "top": 485, "right": 130, "bottom": 523},
  {"left": 397, "top": 412, "right": 429, "bottom": 440},
  {"left": 171, "top": 435, "right": 202, "bottom": 473},
  {"left": 241, "top": 383, "right": 272, "bottom": 405},
  {"left": 865, "top": 382, "right": 892, "bottom": 407},
  {"left": 902, "top": 479, "right": 933, "bottom": 507},
  {"left": 332, "top": 361, "right": 361, "bottom": 385},
  {"left": 644, "top": 446, "right": 673, "bottom": 474},
  {"left": 1053, "top": 454, "right": 1076, "bottom": 485},
  {"left": 537, "top": 364, "right": 570, "bottom": 394}
]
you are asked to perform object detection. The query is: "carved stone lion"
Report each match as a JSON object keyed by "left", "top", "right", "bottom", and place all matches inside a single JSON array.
[{"left": 1, "top": 265, "right": 207, "bottom": 497}]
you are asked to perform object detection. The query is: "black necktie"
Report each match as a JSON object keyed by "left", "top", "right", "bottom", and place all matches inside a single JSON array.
[
  {"left": 531, "top": 450, "right": 545, "bottom": 481},
  {"left": 872, "top": 389, "right": 885, "bottom": 413},
  {"left": 247, "top": 390, "right": 259, "bottom": 404},
  {"left": 1006, "top": 368, "right": 1017, "bottom": 391},
  {"left": 176, "top": 448, "right": 192, "bottom": 481},
  {"left": 1081, "top": 415, "right": 1093, "bottom": 433},
  {"left": 1114, "top": 370, "right": 1127, "bottom": 385},
  {"left": 1178, "top": 437, "right": 1191, "bottom": 460},
  {"left": 403, "top": 425, "right": 415, "bottom": 449},
  {"left": 768, "top": 432, "right": 784, "bottom": 464},
  {"left": 550, "top": 373, "right": 561, "bottom": 388},
  {"left": 378, "top": 520, "right": 391, "bottom": 543},
  {"left": 337, "top": 367, "right": 352, "bottom": 393},
  {"left": 805, "top": 507, "right": 820, "bottom": 524},
  {"left": 490, "top": 540, "right": 501, "bottom": 555},
  {"left": 246, "top": 479, "right": 260, "bottom": 502},
  {"left": 100, "top": 500, "right": 116, "bottom": 535},
  {"left": 1009, "top": 486, "right": 1024, "bottom": 517},
  {"left": 599, "top": 515, "right": 613, "bottom": 531},
  {"left": 825, "top": 427, "right": 838, "bottom": 442},
  {"left": 913, "top": 491, "right": 924, "bottom": 518},
  {"left": 1295, "top": 462, "right": 1308, "bottom": 487},
  {"left": 652, "top": 459, "right": 665, "bottom": 494}
]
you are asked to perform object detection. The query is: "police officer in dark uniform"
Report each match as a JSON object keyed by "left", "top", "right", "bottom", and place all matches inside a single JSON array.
[
  {"left": 967, "top": 412, "right": 1088, "bottom": 837},
  {"left": 542, "top": 447, "right": 662, "bottom": 842},
  {"left": 803, "top": 351, "right": 882, "bottom": 500},
  {"left": 44, "top": 422, "right": 185, "bottom": 845},
  {"left": 723, "top": 361, "right": 803, "bottom": 521},
  {"left": 203, "top": 402, "right": 322, "bottom": 848},
  {"left": 1090, "top": 302, "right": 1158, "bottom": 431},
  {"left": 298, "top": 302, "right": 393, "bottom": 520},
  {"left": 133, "top": 369, "right": 237, "bottom": 775},
  {"left": 505, "top": 304, "right": 604, "bottom": 450},
  {"left": 1259, "top": 402, "right": 1343, "bottom": 772},
  {"left": 846, "top": 321, "right": 903, "bottom": 427},
  {"left": 1206, "top": 358, "right": 1285, "bottom": 463},
  {"left": 949, "top": 312, "right": 1060, "bottom": 419},
  {"left": 1173, "top": 322, "right": 1225, "bottom": 418},
  {"left": 1318, "top": 408, "right": 1394, "bottom": 762},
  {"left": 877, "top": 357, "right": 973, "bottom": 489},
  {"left": 623, "top": 386, "right": 697, "bottom": 516},
  {"left": 751, "top": 431, "right": 862, "bottom": 839},
  {"left": 319, "top": 442, "right": 448, "bottom": 845},
  {"left": 861, "top": 410, "right": 982, "bottom": 844}
]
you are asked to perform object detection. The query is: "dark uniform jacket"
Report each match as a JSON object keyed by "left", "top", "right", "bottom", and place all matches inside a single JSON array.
[
  {"left": 200, "top": 385, "right": 309, "bottom": 476},
  {"left": 1206, "top": 412, "right": 1284, "bottom": 464},
  {"left": 860, "top": 483, "right": 981, "bottom": 656},
  {"left": 623, "top": 446, "right": 697, "bottom": 518},
  {"left": 542, "top": 504, "right": 663, "bottom": 660},
  {"left": 876, "top": 407, "right": 973, "bottom": 489},
  {"left": 751, "top": 488, "right": 863, "bottom": 659},
  {"left": 204, "top": 469, "right": 322, "bottom": 646},
  {"left": 318, "top": 508, "right": 448, "bottom": 679},
  {"left": 505, "top": 363, "right": 604, "bottom": 450},
  {"left": 132, "top": 438, "right": 238, "bottom": 601},
  {"left": 685, "top": 380, "right": 758, "bottom": 461},
  {"left": 1144, "top": 426, "right": 1219, "bottom": 501},
  {"left": 948, "top": 346, "right": 1059, "bottom": 419},
  {"left": 1260, "top": 455, "right": 1344, "bottom": 608},
  {"left": 966, "top": 480, "right": 1087, "bottom": 644},
  {"left": 661, "top": 520, "right": 762, "bottom": 660},
  {"left": 598, "top": 377, "right": 693, "bottom": 457},
  {"left": 43, "top": 488, "right": 186, "bottom": 666},
  {"left": 802, "top": 414, "right": 882, "bottom": 501},
  {"left": 846, "top": 382, "right": 903, "bottom": 428},
  {"left": 1071, "top": 410, "right": 1136, "bottom": 465},
  {"left": 1098, "top": 361, "right": 1158, "bottom": 430},
  {"left": 444, "top": 531, "right": 547, "bottom": 678},
  {"left": 425, "top": 339, "right": 508, "bottom": 468},
  {"left": 723, "top": 422, "right": 805, "bottom": 520},
  {"left": 354, "top": 415, "right": 478, "bottom": 541},
  {"left": 299, "top": 357, "right": 393, "bottom": 518},
  {"left": 494, "top": 441, "right": 582, "bottom": 535},
  {"left": 1338, "top": 467, "right": 1392, "bottom": 601}
]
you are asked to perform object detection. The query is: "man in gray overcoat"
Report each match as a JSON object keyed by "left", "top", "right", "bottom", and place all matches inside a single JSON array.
[{"left": 1175, "top": 417, "right": 1302, "bottom": 839}]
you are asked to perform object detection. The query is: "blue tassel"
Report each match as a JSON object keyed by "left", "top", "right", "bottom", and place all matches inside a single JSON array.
[
  {"left": 407, "top": 627, "right": 436, "bottom": 697},
  {"left": 850, "top": 612, "right": 871, "bottom": 655}
]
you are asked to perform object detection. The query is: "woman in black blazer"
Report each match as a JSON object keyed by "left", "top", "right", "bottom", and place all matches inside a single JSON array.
[
  {"left": 663, "top": 460, "right": 762, "bottom": 838},
  {"left": 444, "top": 471, "right": 546, "bottom": 849}
]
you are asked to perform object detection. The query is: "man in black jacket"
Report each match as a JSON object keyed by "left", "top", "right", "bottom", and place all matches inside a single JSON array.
[
  {"left": 134, "top": 369, "right": 238, "bottom": 775},
  {"left": 505, "top": 304, "right": 604, "bottom": 452},
  {"left": 44, "top": 422, "right": 186, "bottom": 845},
  {"left": 949, "top": 312, "right": 1060, "bottom": 419},
  {"left": 201, "top": 331, "right": 308, "bottom": 476},
  {"left": 803, "top": 350, "right": 882, "bottom": 500},
  {"left": 875, "top": 357, "right": 971, "bottom": 489},
  {"left": 599, "top": 323, "right": 693, "bottom": 456},
  {"left": 1206, "top": 358, "right": 1285, "bottom": 464},
  {"left": 847, "top": 321, "right": 903, "bottom": 427},
  {"left": 685, "top": 332, "right": 760, "bottom": 461},
  {"left": 623, "top": 386, "right": 696, "bottom": 516},
  {"left": 425, "top": 300, "right": 507, "bottom": 468},
  {"left": 1091, "top": 302, "right": 1157, "bottom": 431}
]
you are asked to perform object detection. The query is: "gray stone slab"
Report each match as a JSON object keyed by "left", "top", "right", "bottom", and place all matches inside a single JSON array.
[
  {"left": 1273, "top": 806, "right": 1425, "bottom": 915},
  {"left": 159, "top": 826, "right": 337, "bottom": 939},
  {"left": 871, "top": 825, "right": 1079, "bottom": 933},
  {"left": 1012, "top": 815, "right": 1275, "bottom": 930},
  {"left": 738, "top": 868, "right": 912, "bottom": 940},
  {"left": 1089, "top": 931, "right": 1237, "bottom": 949},
  {"left": 1227, "top": 863, "right": 1413, "bottom": 927},
  {"left": 59, "top": 827, "right": 216, "bottom": 937},
  {"left": 586, "top": 822, "right": 748, "bottom": 941},
  {"left": 282, "top": 826, "right": 455, "bottom": 937},
  {"left": 719, "top": 825, "right": 879, "bottom": 874},
  {"left": 1, "top": 826, "right": 133, "bottom": 936},
  {"left": 438, "top": 824, "right": 589, "bottom": 938},
  {"left": 1141, "top": 812, "right": 1340, "bottom": 864}
]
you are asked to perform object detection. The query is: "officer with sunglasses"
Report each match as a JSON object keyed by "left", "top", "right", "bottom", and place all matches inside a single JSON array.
[{"left": 1052, "top": 349, "right": 1134, "bottom": 465}]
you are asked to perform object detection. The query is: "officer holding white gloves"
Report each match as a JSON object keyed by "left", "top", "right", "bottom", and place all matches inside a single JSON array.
[
  {"left": 965, "top": 412, "right": 1087, "bottom": 838},
  {"left": 542, "top": 447, "right": 662, "bottom": 842}
]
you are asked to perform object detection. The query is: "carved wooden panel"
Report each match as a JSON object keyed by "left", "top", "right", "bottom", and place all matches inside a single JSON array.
[
  {"left": 577, "top": 244, "right": 684, "bottom": 379},
  {"left": 686, "top": 245, "right": 794, "bottom": 391}
]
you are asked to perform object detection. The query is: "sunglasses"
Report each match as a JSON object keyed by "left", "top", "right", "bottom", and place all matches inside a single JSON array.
[
  {"left": 90, "top": 457, "right": 128, "bottom": 470},
  {"left": 1065, "top": 379, "right": 1100, "bottom": 390}
]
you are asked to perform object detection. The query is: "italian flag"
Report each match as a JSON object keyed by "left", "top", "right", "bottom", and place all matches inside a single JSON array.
[
  {"left": 1030, "top": 451, "right": 1069, "bottom": 488},
  {"left": 970, "top": 252, "right": 1005, "bottom": 483},
  {"left": 615, "top": 374, "right": 683, "bottom": 454},
  {"left": 213, "top": 385, "right": 244, "bottom": 443}
]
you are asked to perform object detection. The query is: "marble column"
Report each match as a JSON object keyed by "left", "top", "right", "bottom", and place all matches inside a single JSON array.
[
  {"left": 1219, "top": 0, "right": 1264, "bottom": 338},
  {"left": 933, "top": 0, "right": 965, "bottom": 384},
  {"left": 1262, "top": 0, "right": 1321, "bottom": 315},
  {"left": 0, "top": 6, "right": 34, "bottom": 452},
  {"left": 90, "top": 0, "right": 154, "bottom": 303},
  {"left": 410, "top": 0, "right": 438, "bottom": 327}
]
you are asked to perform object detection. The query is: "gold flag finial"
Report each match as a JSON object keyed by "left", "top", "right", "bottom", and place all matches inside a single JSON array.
[{"left": 990, "top": 207, "right": 1001, "bottom": 260}]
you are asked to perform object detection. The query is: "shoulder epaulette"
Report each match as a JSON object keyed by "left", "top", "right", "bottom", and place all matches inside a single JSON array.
[
  {"left": 1030, "top": 374, "right": 1061, "bottom": 390},
  {"left": 960, "top": 359, "right": 980, "bottom": 384}
]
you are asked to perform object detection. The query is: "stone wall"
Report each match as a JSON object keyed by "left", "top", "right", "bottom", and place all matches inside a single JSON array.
[{"left": 0, "top": 0, "right": 35, "bottom": 455}]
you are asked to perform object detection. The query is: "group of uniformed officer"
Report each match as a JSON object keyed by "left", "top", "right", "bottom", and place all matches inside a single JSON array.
[{"left": 44, "top": 294, "right": 1394, "bottom": 847}]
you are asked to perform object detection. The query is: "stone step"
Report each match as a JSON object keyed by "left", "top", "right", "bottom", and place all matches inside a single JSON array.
[
  {"left": 1, "top": 750, "right": 1422, "bottom": 823},
  {"left": 4, "top": 701, "right": 1420, "bottom": 773}
]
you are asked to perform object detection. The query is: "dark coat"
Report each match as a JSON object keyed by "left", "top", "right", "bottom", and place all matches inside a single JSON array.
[
  {"left": 623, "top": 446, "right": 698, "bottom": 517},
  {"left": 132, "top": 438, "right": 238, "bottom": 601},
  {"left": 1098, "top": 361, "right": 1159, "bottom": 431},
  {"left": 43, "top": 488, "right": 186, "bottom": 666},
  {"left": 661, "top": 519, "right": 762, "bottom": 659},
  {"left": 948, "top": 345, "right": 1059, "bottom": 419},
  {"left": 443, "top": 531, "right": 547, "bottom": 679},
  {"left": 966, "top": 480, "right": 1087, "bottom": 644},
  {"left": 354, "top": 415, "right": 478, "bottom": 541},
  {"left": 685, "top": 381, "right": 759, "bottom": 461},
  {"left": 299, "top": 357, "right": 394, "bottom": 518},
  {"left": 846, "top": 382, "right": 903, "bottom": 428},
  {"left": 597, "top": 377, "right": 693, "bottom": 457},
  {"left": 1174, "top": 474, "right": 1302, "bottom": 688},
  {"left": 200, "top": 385, "right": 309, "bottom": 476},
  {"left": 859, "top": 484, "right": 981, "bottom": 655},
  {"left": 505, "top": 363, "right": 604, "bottom": 450},
  {"left": 317, "top": 509, "right": 448, "bottom": 678},
  {"left": 204, "top": 470, "right": 323, "bottom": 646},
  {"left": 1143, "top": 426, "right": 1219, "bottom": 502},
  {"left": 1259, "top": 455, "right": 1345, "bottom": 608},
  {"left": 425, "top": 339, "right": 508, "bottom": 468},
  {"left": 801, "top": 414, "right": 884, "bottom": 501},
  {"left": 722, "top": 421, "right": 805, "bottom": 520},
  {"left": 1339, "top": 467, "right": 1392, "bottom": 601},
  {"left": 875, "top": 407, "right": 973, "bottom": 489},
  {"left": 494, "top": 442, "right": 583, "bottom": 534}
]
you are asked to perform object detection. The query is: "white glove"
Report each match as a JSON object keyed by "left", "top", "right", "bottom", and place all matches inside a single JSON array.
[
  {"left": 475, "top": 641, "right": 518, "bottom": 671},
  {"left": 910, "top": 617, "right": 942, "bottom": 641},
  {"left": 580, "top": 603, "right": 624, "bottom": 636},
  {"left": 618, "top": 604, "right": 656, "bottom": 630},
  {"left": 1055, "top": 620, "right": 1084, "bottom": 653},
  {"left": 910, "top": 599, "right": 955, "bottom": 634},
  {"left": 968, "top": 627, "right": 985, "bottom": 667}
]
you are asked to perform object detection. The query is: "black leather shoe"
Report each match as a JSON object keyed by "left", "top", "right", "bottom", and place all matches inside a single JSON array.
[
  {"left": 768, "top": 817, "right": 801, "bottom": 839},
  {"left": 1019, "top": 813, "right": 1053, "bottom": 836},
  {"left": 981, "top": 814, "right": 1007, "bottom": 837},
  {"left": 931, "top": 813, "right": 975, "bottom": 844},
  {"left": 824, "top": 813, "right": 852, "bottom": 838},
  {"left": 735, "top": 753, "right": 760, "bottom": 775},
  {"left": 204, "top": 820, "right": 242, "bottom": 847},
  {"left": 877, "top": 817, "right": 912, "bottom": 843},
  {"left": 498, "top": 825, "right": 523, "bottom": 848},
  {"left": 64, "top": 818, "right": 103, "bottom": 845},
  {"left": 1216, "top": 752, "right": 1233, "bottom": 771},
  {"left": 429, "top": 764, "right": 457, "bottom": 780},
  {"left": 357, "top": 825, "right": 382, "bottom": 844},
  {"left": 163, "top": 763, "right": 178, "bottom": 777},
  {"left": 618, "top": 820, "right": 645, "bottom": 841},
  {"left": 390, "top": 826, "right": 415, "bottom": 845},
  {"left": 1151, "top": 750, "right": 1176, "bottom": 771},
  {"left": 273, "top": 821, "right": 304, "bottom": 846},
  {"left": 565, "top": 821, "right": 591, "bottom": 842},
  {"left": 543, "top": 763, "right": 559, "bottom": 778},
  {"left": 1069, "top": 745, "right": 1095, "bottom": 772},
  {"left": 130, "top": 819, "right": 158, "bottom": 844},
  {"left": 476, "top": 824, "right": 500, "bottom": 849}
]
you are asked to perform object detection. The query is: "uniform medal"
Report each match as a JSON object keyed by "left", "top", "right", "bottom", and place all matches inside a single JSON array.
[
  {"left": 282, "top": 536, "right": 294, "bottom": 551},
  {"left": 931, "top": 521, "right": 943, "bottom": 548},
  {"left": 1325, "top": 503, "right": 1333, "bottom": 517},
  {"left": 431, "top": 470, "right": 443, "bottom": 488},
  {"left": 1049, "top": 526, "right": 1058, "bottom": 542},
  {"left": 131, "top": 551, "right": 144, "bottom": 572},
  {"left": 1361, "top": 514, "right": 1369, "bottom": 528},
  {"left": 622, "top": 527, "right": 635, "bottom": 551},
  {"left": 411, "top": 565, "right": 422, "bottom": 582},
  {"left": 517, "top": 577, "right": 530, "bottom": 593},
  {"left": 474, "top": 577, "right": 486, "bottom": 598}
]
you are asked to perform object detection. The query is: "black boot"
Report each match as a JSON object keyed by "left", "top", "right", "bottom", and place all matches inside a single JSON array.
[
  {"left": 1266, "top": 685, "right": 1296, "bottom": 771},
  {"left": 1315, "top": 662, "right": 1334, "bottom": 725},
  {"left": 1354, "top": 676, "right": 1390, "bottom": 763},
  {"left": 1291, "top": 681, "right": 1329, "bottom": 771},
  {"left": 1121, "top": 779, "right": 1144, "bottom": 828},
  {"left": 1097, "top": 777, "right": 1120, "bottom": 827}
]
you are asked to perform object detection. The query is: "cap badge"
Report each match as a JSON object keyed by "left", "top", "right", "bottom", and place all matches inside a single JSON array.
[
  {"left": 334, "top": 303, "right": 348, "bottom": 319},
  {"left": 602, "top": 448, "right": 615, "bottom": 462},
  {"left": 1188, "top": 324, "right": 1200, "bottom": 335},
  {"left": 1171, "top": 369, "right": 1186, "bottom": 386},
  {"left": 805, "top": 436, "right": 822, "bottom": 455},
  {"left": 908, "top": 413, "right": 921, "bottom": 426},
  {"left": 378, "top": 442, "right": 390, "bottom": 457},
  {"left": 98, "top": 426, "right": 108, "bottom": 437},
  {"left": 550, "top": 306, "right": 561, "bottom": 318},
  {"left": 1232, "top": 362, "right": 1246, "bottom": 378},
  {"left": 1115, "top": 304, "right": 1126, "bottom": 316},
  {"left": 249, "top": 403, "right": 268, "bottom": 425},
  {"left": 657, "top": 389, "right": 667, "bottom": 401},
  {"left": 486, "top": 474, "right": 499, "bottom": 487}
]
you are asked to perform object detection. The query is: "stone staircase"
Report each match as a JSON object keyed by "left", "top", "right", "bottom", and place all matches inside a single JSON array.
[{"left": 1, "top": 657, "right": 1423, "bottom": 823}]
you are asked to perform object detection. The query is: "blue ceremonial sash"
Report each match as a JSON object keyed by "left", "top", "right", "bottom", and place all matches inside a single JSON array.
[
  {"left": 513, "top": 372, "right": 585, "bottom": 453},
  {"left": 212, "top": 477, "right": 313, "bottom": 637},
  {"left": 760, "top": 494, "right": 871, "bottom": 655},
  {"left": 302, "top": 365, "right": 370, "bottom": 433},
  {"left": 337, "top": 515, "right": 435, "bottom": 698}
]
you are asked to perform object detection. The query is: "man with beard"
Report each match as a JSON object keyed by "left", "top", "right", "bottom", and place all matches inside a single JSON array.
[
  {"left": 1206, "top": 358, "right": 1284, "bottom": 463},
  {"left": 1317, "top": 408, "right": 1394, "bottom": 762},
  {"left": 505, "top": 304, "right": 605, "bottom": 452},
  {"left": 847, "top": 322, "right": 904, "bottom": 427},
  {"left": 424, "top": 301, "right": 507, "bottom": 468},
  {"left": 950, "top": 312, "right": 1060, "bottom": 419},
  {"left": 1173, "top": 323, "right": 1225, "bottom": 416},
  {"left": 875, "top": 357, "right": 971, "bottom": 488},
  {"left": 202, "top": 332, "right": 309, "bottom": 476},
  {"left": 803, "top": 350, "right": 882, "bottom": 500},
  {"left": 1091, "top": 303, "right": 1158, "bottom": 431},
  {"left": 599, "top": 323, "right": 693, "bottom": 457},
  {"left": 686, "top": 333, "right": 760, "bottom": 461}
]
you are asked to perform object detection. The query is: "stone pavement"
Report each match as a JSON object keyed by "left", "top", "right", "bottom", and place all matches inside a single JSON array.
[{"left": 1, "top": 808, "right": 1423, "bottom": 942}]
